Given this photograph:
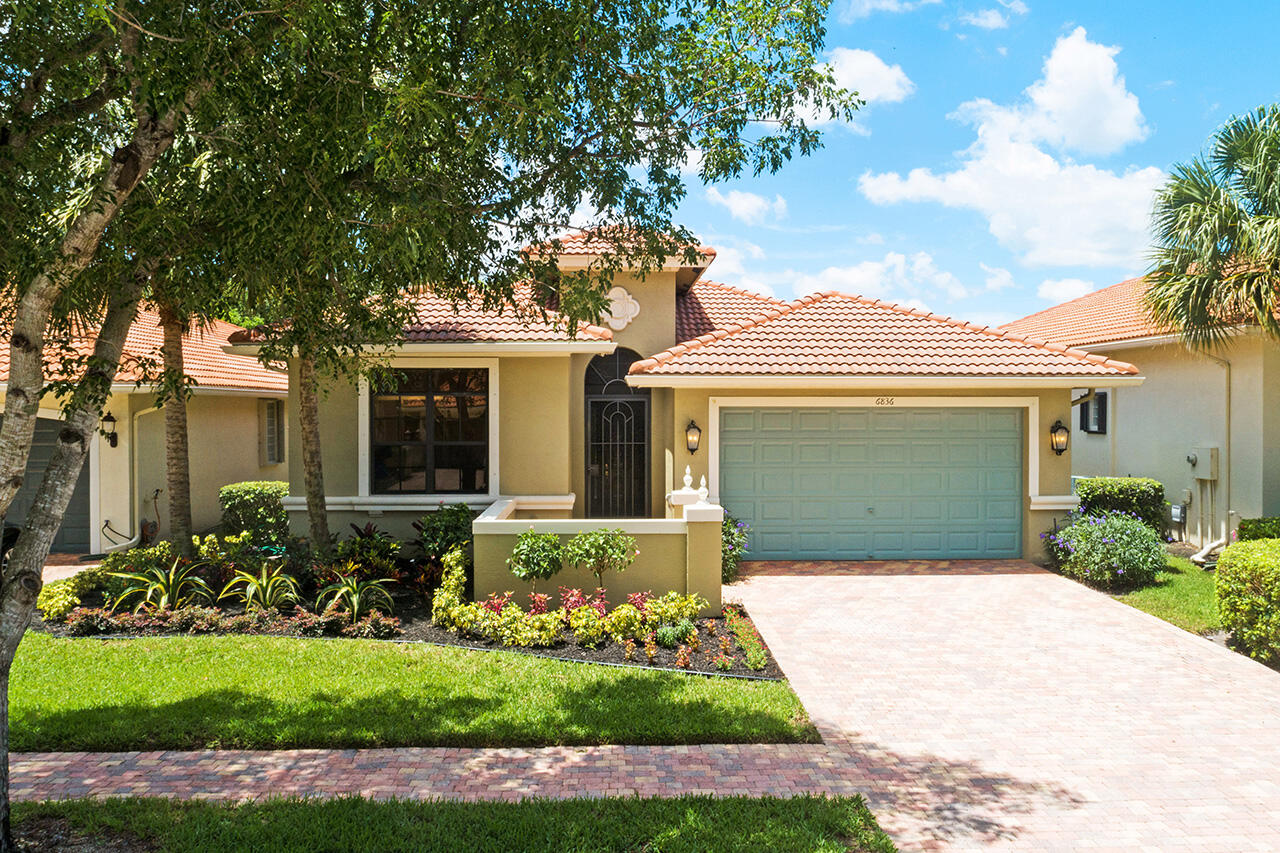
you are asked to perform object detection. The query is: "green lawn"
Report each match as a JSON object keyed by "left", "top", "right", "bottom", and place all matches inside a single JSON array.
[
  {"left": 11, "top": 632, "right": 817, "bottom": 751},
  {"left": 15, "top": 794, "right": 895, "bottom": 853},
  {"left": 1114, "top": 556, "right": 1221, "bottom": 635}
]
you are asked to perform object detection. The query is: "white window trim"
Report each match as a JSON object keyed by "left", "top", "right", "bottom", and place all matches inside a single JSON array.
[
  {"left": 357, "top": 357, "right": 500, "bottom": 502},
  {"left": 706, "top": 395, "right": 1076, "bottom": 510}
]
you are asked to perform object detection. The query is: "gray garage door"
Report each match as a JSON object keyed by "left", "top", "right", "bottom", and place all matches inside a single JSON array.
[
  {"left": 719, "top": 407, "right": 1022, "bottom": 560},
  {"left": 0, "top": 417, "right": 91, "bottom": 553}
]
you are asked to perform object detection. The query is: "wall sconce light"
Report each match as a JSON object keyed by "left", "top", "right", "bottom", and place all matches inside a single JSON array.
[
  {"left": 685, "top": 420, "right": 702, "bottom": 454},
  {"left": 101, "top": 412, "right": 118, "bottom": 448},
  {"left": 1049, "top": 419, "right": 1069, "bottom": 455}
]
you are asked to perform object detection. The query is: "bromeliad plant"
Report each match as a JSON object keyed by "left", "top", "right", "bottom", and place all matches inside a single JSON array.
[
  {"left": 564, "top": 528, "right": 638, "bottom": 589},
  {"left": 317, "top": 563, "right": 396, "bottom": 623},
  {"left": 218, "top": 560, "right": 301, "bottom": 612},
  {"left": 110, "top": 559, "right": 214, "bottom": 613}
]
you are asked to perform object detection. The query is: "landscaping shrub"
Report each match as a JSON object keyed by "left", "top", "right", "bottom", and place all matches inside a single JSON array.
[
  {"left": 507, "top": 530, "right": 563, "bottom": 591},
  {"left": 341, "top": 611, "right": 403, "bottom": 640},
  {"left": 1237, "top": 517, "right": 1280, "bottom": 541},
  {"left": 564, "top": 528, "right": 638, "bottom": 589},
  {"left": 602, "top": 602, "right": 646, "bottom": 643},
  {"left": 654, "top": 623, "right": 683, "bottom": 648},
  {"left": 316, "top": 568, "right": 396, "bottom": 621},
  {"left": 644, "top": 591, "right": 708, "bottom": 627},
  {"left": 219, "top": 481, "right": 290, "bottom": 546},
  {"left": 110, "top": 559, "right": 214, "bottom": 612},
  {"left": 63, "top": 604, "right": 403, "bottom": 639},
  {"left": 333, "top": 523, "right": 401, "bottom": 579},
  {"left": 431, "top": 548, "right": 470, "bottom": 626},
  {"left": 724, "top": 604, "right": 768, "bottom": 671},
  {"left": 1043, "top": 511, "right": 1165, "bottom": 590},
  {"left": 1075, "top": 477, "right": 1167, "bottom": 532},
  {"left": 218, "top": 562, "right": 302, "bottom": 612},
  {"left": 721, "top": 515, "right": 751, "bottom": 583},
  {"left": 37, "top": 563, "right": 110, "bottom": 622},
  {"left": 413, "top": 503, "right": 475, "bottom": 567},
  {"left": 1215, "top": 538, "right": 1280, "bottom": 663},
  {"left": 568, "top": 606, "right": 607, "bottom": 648}
]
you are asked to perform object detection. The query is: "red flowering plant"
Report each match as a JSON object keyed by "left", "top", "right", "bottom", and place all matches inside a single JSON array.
[
  {"left": 481, "top": 591, "right": 513, "bottom": 614},
  {"left": 627, "top": 590, "right": 653, "bottom": 615},
  {"left": 527, "top": 592, "right": 550, "bottom": 615}
]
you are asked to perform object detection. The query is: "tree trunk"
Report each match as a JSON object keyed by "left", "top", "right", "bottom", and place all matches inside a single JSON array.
[
  {"left": 0, "top": 280, "right": 141, "bottom": 850},
  {"left": 0, "top": 95, "right": 197, "bottom": 521},
  {"left": 297, "top": 352, "right": 331, "bottom": 556},
  {"left": 158, "top": 305, "right": 194, "bottom": 557}
]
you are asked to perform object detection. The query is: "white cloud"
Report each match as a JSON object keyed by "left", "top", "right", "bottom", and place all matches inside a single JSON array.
[
  {"left": 979, "top": 263, "right": 1015, "bottom": 291},
  {"left": 706, "top": 239, "right": 777, "bottom": 297},
  {"left": 1037, "top": 277, "right": 1096, "bottom": 302},
  {"left": 960, "top": 9, "right": 1010, "bottom": 29},
  {"left": 706, "top": 188, "right": 788, "bottom": 225},
  {"left": 858, "top": 27, "right": 1163, "bottom": 268},
  {"left": 842, "top": 0, "right": 941, "bottom": 21},
  {"left": 808, "top": 49, "right": 915, "bottom": 132},
  {"left": 793, "top": 251, "right": 970, "bottom": 309}
]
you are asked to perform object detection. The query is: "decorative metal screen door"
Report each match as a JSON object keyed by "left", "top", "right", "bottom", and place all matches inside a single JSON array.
[{"left": 585, "top": 350, "right": 650, "bottom": 517}]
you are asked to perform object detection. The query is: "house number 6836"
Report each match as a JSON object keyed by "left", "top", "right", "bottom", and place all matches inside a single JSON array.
[{"left": 874, "top": 397, "right": 895, "bottom": 406}]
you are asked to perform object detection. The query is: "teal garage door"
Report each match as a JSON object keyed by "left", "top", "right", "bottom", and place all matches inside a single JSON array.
[{"left": 719, "top": 407, "right": 1022, "bottom": 560}]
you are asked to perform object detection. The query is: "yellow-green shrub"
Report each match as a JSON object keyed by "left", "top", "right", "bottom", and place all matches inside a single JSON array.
[
  {"left": 569, "top": 606, "right": 606, "bottom": 647},
  {"left": 36, "top": 563, "right": 111, "bottom": 622},
  {"left": 603, "top": 603, "right": 646, "bottom": 643},
  {"left": 1216, "top": 538, "right": 1280, "bottom": 663},
  {"left": 645, "top": 591, "right": 708, "bottom": 627}
]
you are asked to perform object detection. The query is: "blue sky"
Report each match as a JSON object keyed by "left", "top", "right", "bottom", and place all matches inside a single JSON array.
[{"left": 676, "top": 0, "right": 1280, "bottom": 326}]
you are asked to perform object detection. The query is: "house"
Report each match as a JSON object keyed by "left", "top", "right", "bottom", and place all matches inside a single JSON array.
[
  {"left": 0, "top": 308, "right": 289, "bottom": 554},
  {"left": 230, "top": 231, "right": 1141, "bottom": 605},
  {"left": 1002, "top": 277, "right": 1280, "bottom": 551}
]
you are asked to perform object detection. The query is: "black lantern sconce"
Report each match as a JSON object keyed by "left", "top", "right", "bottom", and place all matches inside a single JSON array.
[
  {"left": 101, "top": 412, "right": 119, "bottom": 448},
  {"left": 1049, "top": 419, "right": 1069, "bottom": 455},
  {"left": 685, "top": 420, "right": 702, "bottom": 454}
]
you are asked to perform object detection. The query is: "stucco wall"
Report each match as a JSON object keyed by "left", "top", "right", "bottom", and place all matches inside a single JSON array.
[
  {"left": 663, "top": 385, "right": 1076, "bottom": 561},
  {"left": 1071, "top": 334, "right": 1276, "bottom": 544},
  {"left": 607, "top": 271, "right": 678, "bottom": 359}
]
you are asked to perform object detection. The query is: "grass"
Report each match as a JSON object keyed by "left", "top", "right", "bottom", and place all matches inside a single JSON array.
[
  {"left": 14, "top": 794, "right": 896, "bottom": 853},
  {"left": 11, "top": 632, "right": 817, "bottom": 751},
  {"left": 1114, "top": 556, "right": 1221, "bottom": 635}
]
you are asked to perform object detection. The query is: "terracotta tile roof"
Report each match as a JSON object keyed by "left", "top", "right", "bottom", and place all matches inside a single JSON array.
[
  {"left": 530, "top": 227, "right": 716, "bottom": 263},
  {"left": 1000, "top": 278, "right": 1169, "bottom": 348},
  {"left": 675, "top": 280, "right": 787, "bottom": 341},
  {"left": 0, "top": 306, "right": 287, "bottom": 393},
  {"left": 630, "top": 291, "right": 1139, "bottom": 378},
  {"left": 226, "top": 288, "right": 613, "bottom": 345}
]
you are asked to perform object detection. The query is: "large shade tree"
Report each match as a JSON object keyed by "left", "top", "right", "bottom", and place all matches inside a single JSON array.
[{"left": 1146, "top": 105, "right": 1280, "bottom": 347}]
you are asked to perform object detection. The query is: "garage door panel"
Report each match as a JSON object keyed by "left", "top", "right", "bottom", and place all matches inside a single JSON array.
[
  {"left": 720, "top": 406, "right": 1022, "bottom": 561},
  {"left": 1, "top": 417, "right": 90, "bottom": 553}
]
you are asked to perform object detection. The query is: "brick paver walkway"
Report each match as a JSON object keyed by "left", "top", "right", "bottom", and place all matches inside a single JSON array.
[{"left": 13, "top": 561, "right": 1280, "bottom": 852}]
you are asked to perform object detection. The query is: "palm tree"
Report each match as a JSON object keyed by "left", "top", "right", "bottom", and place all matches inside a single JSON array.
[{"left": 1145, "top": 105, "right": 1280, "bottom": 349}]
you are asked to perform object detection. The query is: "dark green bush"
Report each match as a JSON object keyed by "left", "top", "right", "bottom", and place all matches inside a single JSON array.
[
  {"left": 219, "top": 481, "right": 290, "bottom": 546},
  {"left": 1042, "top": 511, "right": 1165, "bottom": 590},
  {"left": 1216, "top": 538, "right": 1280, "bottom": 663},
  {"left": 1238, "top": 517, "right": 1280, "bottom": 541},
  {"left": 721, "top": 515, "right": 751, "bottom": 583},
  {"left": 1076, "top": 477, "right": 1167, "bottom": 532},
  {"left": 412, "top": 504, "right": 475, "bottom": 567}
]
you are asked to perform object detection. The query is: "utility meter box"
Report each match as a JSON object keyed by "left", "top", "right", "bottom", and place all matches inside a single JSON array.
[
  {"left": 1188, "top": 446, "right": 1219, "bottom": 481},
  {"left": 1170, "top": 503, "right": 1187, "bottom": 524}
]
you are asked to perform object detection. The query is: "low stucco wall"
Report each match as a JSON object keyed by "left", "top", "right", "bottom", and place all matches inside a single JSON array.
[{"left": 472, "top": 506, "right": 722, "bottom": 615}]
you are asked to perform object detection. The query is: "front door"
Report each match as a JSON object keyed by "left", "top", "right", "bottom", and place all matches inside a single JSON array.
[{"left": 584, "top": 349, "right": 650, "bottom": 517}]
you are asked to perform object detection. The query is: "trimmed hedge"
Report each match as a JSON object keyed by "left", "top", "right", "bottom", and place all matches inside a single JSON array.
[
  {"left": 1238, "top": 517, "right": 1280, "bottom": 542},
  {"left": 219, "top": 481, "right": 289, "bottom": 546},
  {"left": 1216, "top": 538, "right": 1280, "bottom": 663},
  {"left": 1076, "top": 477, "right": 1167, "bottom": 532},
  {"left": 1043, "top": 511, "right": 1165, "bottom": 590}
]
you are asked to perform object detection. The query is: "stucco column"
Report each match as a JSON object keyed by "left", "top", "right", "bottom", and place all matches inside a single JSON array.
[{"left": 683, "top": 498, "right": 723, "bottom": 616}]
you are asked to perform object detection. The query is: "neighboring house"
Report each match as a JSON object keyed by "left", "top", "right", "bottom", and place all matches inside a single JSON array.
[
  {"left": 1003, "top": 277, "right": 1280, "bottom": 550},
  {"left": 0, "top": 308, "right": 289, "bottom": 553},
  {"left": 231, "top": 231, "right": 1142, "bottom": 583}
]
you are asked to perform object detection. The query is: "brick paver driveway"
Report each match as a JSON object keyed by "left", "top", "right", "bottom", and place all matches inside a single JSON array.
[{"left": 733, "top": 559, "right": 1280, "bottom": 852}]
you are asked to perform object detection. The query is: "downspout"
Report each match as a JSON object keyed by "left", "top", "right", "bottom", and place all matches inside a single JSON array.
[
  {"left": 1191, "top": 353, "right": 1231, "bottom": 564},
  {"left": 101, "top": 407, "right": 150, "bottom": 553}
]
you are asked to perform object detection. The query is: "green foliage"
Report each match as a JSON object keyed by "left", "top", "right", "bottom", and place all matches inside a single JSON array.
[
  {"left": 1117, "top": 556, "right": 1221, "bottom": 635},
  {"left": 1146, "top": 106, "right": 1280, "bottom": 348},
  {"left": 1238, "top": 517, "right": 1280, "bottom": 541},
  {"left": 110, "top": 560, "right": 214, "bottom": 613},
  {"left": 431, "top": 547, "right": 471, "bottom": 626},
  {"left": 507, "top": 530, "right": 563, "bottom": 590},
  {"left": 645, "top": 592, "right": 709, "bottom": 627},
  {"left": 333, "top": 524, "right": 401, "bottom": 579},
  {"left": 413, "top": 505, "right": 475, "bottom": 567},
  {"left": 724, "top": 605, "right": 769, "bottom": 671},
  {"left": 654, "top": 624, "right": 683, "bottom": 649},
  {"left": 37, "top": 564, "right": 110, "bottom": 622},
  {"left": 602, "top": 603, "right": 646, "bottom": 644},
  {"left": 340, "top": 611, "right": 401, "bottom": 640},
  {"left": 1216, "top": 539, "right": 1280, "bottom": 663},
  {"left": 219, "top": 563, "right": 301, "bottom": 612},
  {"left": 564, "top": 529, "right": 639, "bottom": 588},
  {"left": 1044, "top": 512, "right": 1165, "bottom": 591},
  {"left": 219, "top": 482, "right": 290, "bottom": 547},
  {"left": 316, "top": 569, "right": 396, "bottom": 622},
  {"left": 721, "top": 516, "right": 752, "bottom": 583},
  {"left": 568, "top": 606, "right": 608, "bottom": 648},
  {"left": 1075, "top": 477, "right": 1167, "bottom": 532}
]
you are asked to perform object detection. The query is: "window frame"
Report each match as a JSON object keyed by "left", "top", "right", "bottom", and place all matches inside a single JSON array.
[
  {"left": 260, "top": 398, "right": 285, "bottom": 466},
  {"left": 357, "top": 359, "right": 499, "bottom": 500},
  {"left": 1078, "top": 391, "right": 1108, "bottom": 435}
]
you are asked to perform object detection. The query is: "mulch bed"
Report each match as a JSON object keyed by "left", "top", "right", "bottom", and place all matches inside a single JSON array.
[{"left": 31, "top": 592, "right": 787, "bottom": 681}]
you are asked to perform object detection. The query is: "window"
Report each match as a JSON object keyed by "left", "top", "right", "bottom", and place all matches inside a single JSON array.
[
  {"left": 1079, "top": 391, "right": 1108, "bottom": 435},
  {"left": 260, "top": 399, "right": 285, "bottom": 465},
  {"left": 370, "top": 368, "right": 488, "bottom": 494}
]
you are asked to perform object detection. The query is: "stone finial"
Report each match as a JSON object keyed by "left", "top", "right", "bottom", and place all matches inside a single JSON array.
[
  {"left": 697, "top": 476, "right": 709, "bottom": 503},
  {"left": 683, "top": 466, "right": 694, "bottom": 489}
]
